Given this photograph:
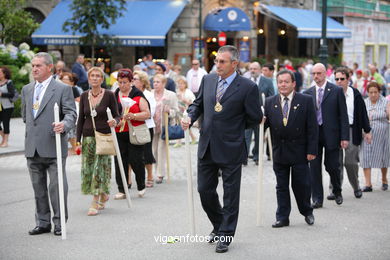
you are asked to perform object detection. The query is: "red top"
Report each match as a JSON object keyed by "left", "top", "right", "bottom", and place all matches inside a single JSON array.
[{"left": 115, "top": 96, "right": 145, "bottom": 133}]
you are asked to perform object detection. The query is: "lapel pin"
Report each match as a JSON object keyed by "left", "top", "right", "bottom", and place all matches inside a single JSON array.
[
  {"left": 275, "top": 105, "right": 278, "bottom": 108},
  {"left": 327, "top": 88, "right": 330, "bottom": 91},
  {"left": 293, "top": 106, "right": 297, "bottom": 110}
]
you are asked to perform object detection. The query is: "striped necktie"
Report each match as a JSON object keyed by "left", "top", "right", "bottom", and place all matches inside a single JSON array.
[{"left": 216, "top": 79, "right": 227, "bottom": 102}]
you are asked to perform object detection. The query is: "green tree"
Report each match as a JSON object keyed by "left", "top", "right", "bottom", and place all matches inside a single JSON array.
[
  {"left": 63, "top": 0, "right": 126, "bottom": 65},
  {"left": 0, "top": 0, "right": 40, "bottom": 44}
]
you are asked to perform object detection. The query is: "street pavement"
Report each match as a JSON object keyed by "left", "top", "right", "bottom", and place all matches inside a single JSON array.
[{"left": 0, "top": 118, "right": 389, "bottom": 259}]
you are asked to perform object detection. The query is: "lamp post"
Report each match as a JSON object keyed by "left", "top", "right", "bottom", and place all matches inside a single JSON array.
[{"left": 319, "top": 0, "right": 328, "bottom": 66}]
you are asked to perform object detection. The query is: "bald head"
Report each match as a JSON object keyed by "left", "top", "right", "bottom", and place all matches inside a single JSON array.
[
  {"left": 312, "top": 63, "right": 327, "bottom": 86},
  {"left": 249, "top": 62, "right": 261, "bottom": 78}
]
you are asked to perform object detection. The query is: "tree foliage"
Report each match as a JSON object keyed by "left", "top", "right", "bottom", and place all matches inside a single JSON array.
[
  {"left": 0, "top": 0, "right": 40, "bottom": 44},
  {"left": 63, "top": 0, "right": 126, "bottom": 64}
]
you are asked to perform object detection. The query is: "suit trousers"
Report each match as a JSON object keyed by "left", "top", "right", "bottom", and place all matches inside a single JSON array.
[
  {"left": 273, "top": 162, "right": 313, "bottom": 221},
  {"left": 329, "top": 128, "right": 360, "bottom": 193},
  {"left": 27, "top": 153, "right": 68, "bottom": 228},
  {"left": 114, "top": 132, "right": 146, "bottom": 193},
  {"left": 310, "top": 126, "right": 342, "bottom": 204},
  {"left": 197, "top": 146, "right": 242, "bottom": 239}
]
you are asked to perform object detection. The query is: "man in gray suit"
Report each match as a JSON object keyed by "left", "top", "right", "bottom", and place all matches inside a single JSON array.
[
  {"left": 244, "top": 62, "right": 274, "bottom": 165},
  {"left": 21, "top": 52, "right": 76, "bottom": 236}
]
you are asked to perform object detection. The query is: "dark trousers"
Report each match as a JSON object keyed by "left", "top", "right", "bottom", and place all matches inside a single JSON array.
[
  {"left": 273, "top": 162, "right": 313, "bottom": 221},
  {"left": 0, "top": 107, "right": 14, "bottom": 134},
  {"left": 114, "top": 132, "right": 145, "bottom": 192},
  {"left": 310, "top": 127, "right": 342, "bottom": 204},
  {"left": 27, "top": 153, "right": 68, "bottom": 228},
  {"left": 197, "top": 147, "right": 242, "bottom": 240}
]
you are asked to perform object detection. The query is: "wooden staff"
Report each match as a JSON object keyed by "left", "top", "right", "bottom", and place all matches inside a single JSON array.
[
  {"left": 54, "top": 103, "right": 67, "bottom": 240},
  {"left": 183, "top": 112, "right": 195, "bottom": 234},
  {"left": 107, "top": 108, "right": 132, "bottom": 208},
  {"left": 164, "top": 112, "right": 171, "bottom": 183},
  {"left": 256, "top": 107, "right": 265, "bottom": 226}
]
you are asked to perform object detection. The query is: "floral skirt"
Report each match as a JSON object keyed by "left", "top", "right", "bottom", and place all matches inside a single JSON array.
[{"left": 81, "top": 136, "right": 111, "bottom": 195}]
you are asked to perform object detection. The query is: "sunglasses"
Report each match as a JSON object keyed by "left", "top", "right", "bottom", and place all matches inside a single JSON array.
[
  {"left": 192, "top": 63, "right": 199, "bottom": 66},
  {"left": 335, "top": 78, "right": 346, "bottom": 81},
  {"left": 118, "top": 70, "right": 131, "bottom": 78}
]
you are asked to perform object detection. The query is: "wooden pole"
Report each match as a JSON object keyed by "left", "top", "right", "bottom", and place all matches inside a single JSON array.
[
  {"left": 54, "top": 103, "right": 67, "bottom": 240},
  {"left": 256, "top": 107, "right": 265, "bottom": 226},
  {"left": 107, "top": 108, "right": 132, "bottom": 208},
  {"left": 164, "top": 112, "right": 171, "bottom": 183},
  {"left": 183, "top": 112, "right": 196, "bottom": 234}
]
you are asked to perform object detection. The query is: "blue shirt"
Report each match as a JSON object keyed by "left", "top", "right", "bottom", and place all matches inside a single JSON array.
[{"left": 218, "top": 71, "right": 237, "bottom": 90}]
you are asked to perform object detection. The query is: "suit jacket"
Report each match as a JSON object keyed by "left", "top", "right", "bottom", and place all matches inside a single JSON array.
[
  {"left": 21, "top": 78, "right": 77, "bottom": 158},
  {"left": 187, "top": 73, "right": 262, "bottom": 164},
  {"left": 265, "top": 93, "right": 318, "bottom": 164},
  {"left": 304, "top": 82, "right": 349, "bottom": 150},
  {"left": 72, "top": 62, "right": 88, "bottom": 84},
  {"left": 256, "top": 76, "right": 274, "bottom": 107},
  {"left": 350, "top": 87, "right": 371, "bottom": 145}
]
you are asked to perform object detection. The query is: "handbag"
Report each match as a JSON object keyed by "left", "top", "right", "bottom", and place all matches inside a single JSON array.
[
  {"left": 128, "top": 120, "right": 151, "bottom": 145},
  {"left": 89, "top": 97, "right": 116, "bottom": 155},
  {"left": 161, "top": 124, "right": 184, "bottom": 140}
]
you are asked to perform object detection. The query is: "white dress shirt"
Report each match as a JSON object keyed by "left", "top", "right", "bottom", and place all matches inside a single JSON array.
[{"left": 344, "top": 87, "right": 354, "bottom": 125}]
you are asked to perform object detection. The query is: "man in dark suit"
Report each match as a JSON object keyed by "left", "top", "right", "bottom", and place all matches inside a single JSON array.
[
  {"left": 327, "top": 67, "right": 371, "bottom": 200},
  {"left": 21, "top": 52, "right": 77, "bottom": 236},
  {"left": 244, "top": 62, "right": 274, "bottom": 165},
  {"left": 304, "top": 63, "right": 349, "bottom": 208},
  {"left": 71, "top": 54, "right": 88, "bottom": 91},
  {"left": 265, "top": 70, "right": 318, "bottom": 228},
  {"left": 182, "top": 45, "right": 262, "bottom": 253}
]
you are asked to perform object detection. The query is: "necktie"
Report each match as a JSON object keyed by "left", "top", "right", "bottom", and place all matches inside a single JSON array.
[
  {"left": 33, "top": 83, "right": 43, "bottom": 117},
  {"left": 216, "top": 79, "right": 227, "bottom": 102},
  {"left": 317, "top": 87, "right": 324, "bottom": 125},
  {"left": 34, "top": 83, "right": 43, "bottom": 102},
  {"left": 282, "top": 97, "right": 289, "bottom": 126}
]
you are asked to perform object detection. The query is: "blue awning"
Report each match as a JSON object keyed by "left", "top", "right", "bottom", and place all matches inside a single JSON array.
[
  {"left": 204, "top": 7, "right": 251, "bottom": 31},
  {"left": 32, "top": 0, "right": 187, "bottom": 46},
  {"left": 259, "top": 5, "right": 351, "bottom": 38}
]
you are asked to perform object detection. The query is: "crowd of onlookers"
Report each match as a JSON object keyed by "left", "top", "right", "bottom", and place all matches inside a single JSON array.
[{"left": 0, "top": 52, "right": 389, "bottom": 216}]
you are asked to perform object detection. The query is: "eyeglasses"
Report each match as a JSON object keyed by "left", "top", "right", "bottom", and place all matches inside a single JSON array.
[
  {"left": 214, "top": 59, "right": 229, "bottom": 65},
  {"left": 133, "top": 77, "right": 140, "bottom": 81},
  {"left": 192, "top": 63, "right": 199, "bottom": 66},
  {"left": 335, "top": 78, "right": 346, "bottom": 81}
]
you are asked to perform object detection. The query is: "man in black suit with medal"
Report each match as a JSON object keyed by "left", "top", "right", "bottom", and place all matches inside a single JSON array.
[
  {"left": 264, "top": 70, "right": 318, "bottom": 228},
  {"left": 182, "top": 45, "right": 262, "bottom": 253},
  {"left": 304, "top": 63, "right": 349, "bottom": 208}
]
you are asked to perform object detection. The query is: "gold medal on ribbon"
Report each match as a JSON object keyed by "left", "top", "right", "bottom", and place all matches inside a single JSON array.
[
  {"left": 214, "top": 102, "right": 223, "bottom": 112},
  {"left": 283, "top": 117, "right": 287, "bottom": 126},
  {"left": 33, "top": 102, "right": 40, "bottom": 110}
]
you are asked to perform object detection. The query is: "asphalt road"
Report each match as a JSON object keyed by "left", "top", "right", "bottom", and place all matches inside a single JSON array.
[{"left": 0, "top": 143, "right": 389, "bottom": 259}]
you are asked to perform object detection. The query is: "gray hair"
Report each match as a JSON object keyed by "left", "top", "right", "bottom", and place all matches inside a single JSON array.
[
  {"left": 33, "top": 52, "right": 53, "bottom": 65},
  {"left": 218, "top": 45, "right": 240, "bottom": 62}
]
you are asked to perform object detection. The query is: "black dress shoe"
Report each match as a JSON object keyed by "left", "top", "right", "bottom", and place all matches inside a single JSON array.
[
  {"left": 272, "top": 220, "right": 289, "bottom": 228},
  {"left": 327, "top": 194, "right": 336, "bottom": 200},
  {"left": 28, "top": 226, "right": 51, "bottom": 235},
  {"left": 311, "top": 202, "right": 323, "bottom": 209},
  {"left": 53, "top": 226, "right": 61, "bottom": 236},
  {"left": 305, "top": 214, "right": 315, "bottom": 225},
  {"left": 242, "top": 161, "right": 248, "bottom": 166},
  {"left": 207, "top": 231, "right": 217, "bottom": 243},
  {"left": 354, "top": 189, "right": 363, "bottom": 198},
  {"left": 254, "top": 160, "right": 259, "bottom": 166},
  {"left": 215, "top": 241, "right": 229, "bottom": 253},
  {"left": 362, "top": 186, "right": 373, "bottom": 192},
  {"left": 335, "top": 195, "right": 343, "bottom": 205}
]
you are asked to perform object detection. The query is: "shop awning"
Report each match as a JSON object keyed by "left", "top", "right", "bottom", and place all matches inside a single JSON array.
[
  {"left": 204, "top": 7, "right": 251, "bottom": 31},
  {"left": 32, "top": 0, "right": 187, "bottom": 46},
  {"left": 258, "top": 5, "right": 352, "bottom": 38}
]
